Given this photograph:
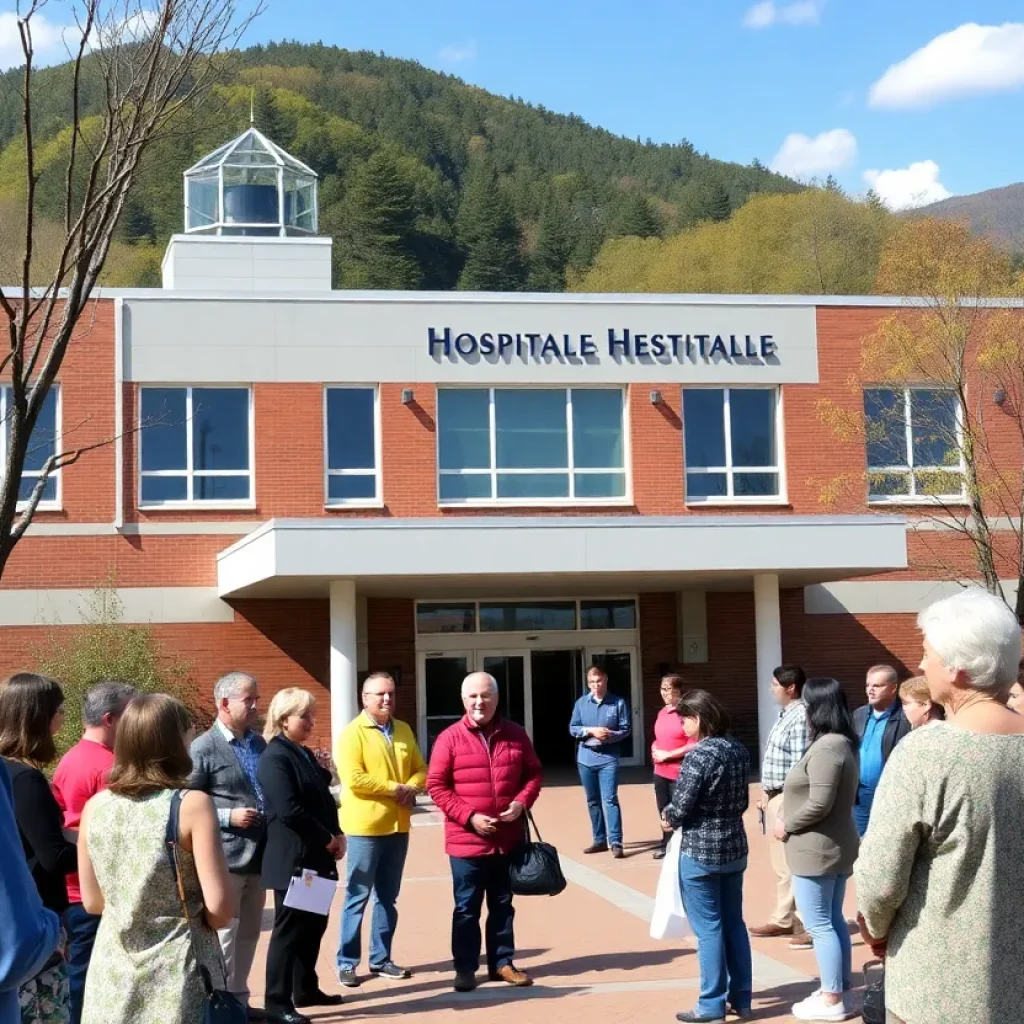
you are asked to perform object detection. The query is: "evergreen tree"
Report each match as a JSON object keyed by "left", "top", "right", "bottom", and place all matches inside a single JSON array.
[
  {"left": 456, "top": 160, "right": 525, "bottom": 291},
  {"left": 341, "top": 149, "right": 422, "bottom": 289},
  {"left": 611, "top": 191, "right": 660, "bottom": 238},
  {"left": 251, "top": 86, "right": 289, "bottom": 147},
  {"left": 705, "top": 178, "right": 731, "bottom": 222},
  {"left": 527, "top": 192, "right": 570, "bottom": 291}
]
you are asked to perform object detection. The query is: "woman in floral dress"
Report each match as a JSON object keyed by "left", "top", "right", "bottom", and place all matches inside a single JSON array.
[{"left": 77, "top": 694, "right": 235, "bottom": 1024}]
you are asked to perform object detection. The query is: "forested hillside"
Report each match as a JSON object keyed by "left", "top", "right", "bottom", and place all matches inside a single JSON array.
[{"left": 0, "top": 42, "right": 798, "bottom": 289}]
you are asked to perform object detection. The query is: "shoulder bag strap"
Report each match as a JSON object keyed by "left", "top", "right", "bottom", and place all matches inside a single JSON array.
[
  {"left": 164, "top": 790, "right": 219, "bottom": 996},
  {"left": 524, "top": 808, "right": 542, "bottom": 843}
]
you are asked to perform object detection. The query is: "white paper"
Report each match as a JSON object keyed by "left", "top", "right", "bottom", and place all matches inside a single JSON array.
[
  {"left": 650, "top": 830, "right": 691, "bottom": 940},
  {"left": 283, "top": 870, "right": 337, "bottom": 916}
]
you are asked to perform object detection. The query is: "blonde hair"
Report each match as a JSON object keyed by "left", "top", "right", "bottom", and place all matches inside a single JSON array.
[
  {"left": 900, "top": 675, "right": 945, "bottom": 720},
  {"left": 264, "top": 687, "right": 315, "bottom": 741}
]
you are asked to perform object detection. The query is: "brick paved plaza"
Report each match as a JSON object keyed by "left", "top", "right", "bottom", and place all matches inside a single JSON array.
[{"left": 247, "top": 773, "right": 872, "bottom": 1023}]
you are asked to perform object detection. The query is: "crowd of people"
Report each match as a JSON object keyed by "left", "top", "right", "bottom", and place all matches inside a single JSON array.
[
  {"left": 0, "top": 586, "right": 1022, "bottom": 1024},
  {"left": 659, "top": 587, "right": 1024, "bottom": 1024}
]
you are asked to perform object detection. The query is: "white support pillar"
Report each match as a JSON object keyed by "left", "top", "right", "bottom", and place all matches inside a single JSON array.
[
  {"left": 754, "top": 573, "right": 783, "bottom": 763},
  {"left": 329, "top": 579, "right": 358, "bottom": 750}
]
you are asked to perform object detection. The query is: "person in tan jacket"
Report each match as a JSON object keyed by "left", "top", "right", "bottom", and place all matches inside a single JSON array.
[
  {"left": 334, "top": 672, "right": 426, "bottom": 988},
  {"left": 776, "top": 677, "right": 859, "bottom": 1023}
]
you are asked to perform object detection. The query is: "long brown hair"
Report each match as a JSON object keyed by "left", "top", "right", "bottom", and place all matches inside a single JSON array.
[
  {"left": 0, "top": 672, "right": 64, "bottom": 765},
  {"left": 107, "top": 693, "right": 193, "bottom": 798}
]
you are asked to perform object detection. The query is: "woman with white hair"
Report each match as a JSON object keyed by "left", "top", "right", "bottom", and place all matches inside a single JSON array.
[
  {"left": 854, "top": 588, "right": 1024, "bottom": 1024},
  {"left": 258, "top": 689, "right": 346, "bottom": 1024}
]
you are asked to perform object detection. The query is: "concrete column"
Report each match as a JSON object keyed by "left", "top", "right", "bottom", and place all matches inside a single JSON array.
[
  {"left": 753, "top": 573, "right": 783, "bottom": 763},
  {"left": 329, "top": 579, "right": 358, "bottom": 749}
]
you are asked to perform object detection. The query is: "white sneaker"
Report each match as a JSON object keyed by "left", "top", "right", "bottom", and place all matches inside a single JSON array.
[{"left": 792, "top": 991, "right": 848, "bottom": 1021}]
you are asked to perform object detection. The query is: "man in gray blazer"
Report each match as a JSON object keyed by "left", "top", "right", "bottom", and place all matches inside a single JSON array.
[{"left": 189, "top": 671, "right": 267, "bottom": 1015}]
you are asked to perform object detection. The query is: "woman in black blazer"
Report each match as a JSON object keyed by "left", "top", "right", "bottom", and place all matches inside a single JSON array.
[
  {"left": 0, "top": 673, "right": 77, "bottom": 1020},
  {"left": 257, "top": 688, "right": 346, "bottom": 1024}
]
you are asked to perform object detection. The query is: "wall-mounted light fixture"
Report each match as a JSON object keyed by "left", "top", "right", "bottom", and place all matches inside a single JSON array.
[
  {"left": 401, "top": 389, "right": 415, "bottom": 405},
  {"left": 649, "top": 390, "right": 663, "bottom": 405},
  {"left": 993, "top": 388, "right": 1007, "bottom": 408}
]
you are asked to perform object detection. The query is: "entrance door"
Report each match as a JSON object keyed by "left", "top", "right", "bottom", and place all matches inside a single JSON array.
[
  {"left": 530, "top": 648, "right": 583, "bottom": 767},
  {"left": 587, "top": 648, "right": 639, "bottom": 761},
  {"left": 480, "top": 652, "right": 528, "bottom": 732},
  {"left": 421, "top": 652, "right": 470, "bottom": 755}
]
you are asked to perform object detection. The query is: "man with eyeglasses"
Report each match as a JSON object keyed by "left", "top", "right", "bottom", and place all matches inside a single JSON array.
[
  {"left": 188, "top": 671, "right": 267, "bottom": 1018},
  {"left": 335, "top": 672, "right": 426, "bottom": 988}
]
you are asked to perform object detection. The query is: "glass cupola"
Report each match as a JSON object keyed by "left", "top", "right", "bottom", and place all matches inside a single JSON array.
[{"left": 183, "top": 126, "right": 318, "bottom": 236}]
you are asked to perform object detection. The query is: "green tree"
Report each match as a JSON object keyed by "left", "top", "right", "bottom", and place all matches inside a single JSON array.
[
  {"left": 456, "top": 160, "right": 525, "bottom": 291},
  {"left": 611, "top": 190, "right": 660, "bottom": 238},
  {"left": 31, "top": 583, "right": 195, "bottom": 762},
  {"left": 340, "top": 150, "right": 422, "bottom": 289},
  {"left": 705, "top": 178, "right": 732, "bottom": 222},
  {"left": 528, "top": 193, "right": 571, "bottom": 291}
]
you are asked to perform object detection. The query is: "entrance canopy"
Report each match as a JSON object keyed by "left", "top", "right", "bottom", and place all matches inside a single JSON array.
[{"left": 216, "top": 514, "right": 907, "bottom": 598}]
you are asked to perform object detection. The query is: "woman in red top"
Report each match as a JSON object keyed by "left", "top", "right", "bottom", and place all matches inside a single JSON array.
[{"left": 651, "top": 674, "right": 697, "bottom": 859}]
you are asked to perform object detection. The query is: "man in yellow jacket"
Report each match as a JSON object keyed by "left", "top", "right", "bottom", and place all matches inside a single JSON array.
[{"left": 335, "top": 672, "right": 427, "bottom": 988}]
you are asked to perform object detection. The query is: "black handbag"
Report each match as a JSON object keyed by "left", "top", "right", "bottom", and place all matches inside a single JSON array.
[
  {"left": 165, "top": 791, "right": 248, "bottom": 1024},
  {"left": 509, "top": 809, "right": 567, "bottom": 897},
  {"left": 861, "top": 959, "right": 886, "bottom": 1024}
]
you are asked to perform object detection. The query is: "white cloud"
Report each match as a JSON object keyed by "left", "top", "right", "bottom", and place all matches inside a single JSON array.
[
  {"left": 0, "top": 10, "right": 79, "bottom": 71},
  {"left": 770, "top": 128, "right": 857, "bottom": 177},
  {"left": 863, "top": 161, "right": 952, "bottom": 210},
  {"left": 437, "top": 40, "right": 477, "bottom": 64},
  {"left": 869, "top": 22, "right": 1024, "bottom": 109},
  {"left": 743, "top": 1, "right": 823, "bottom": 29}
]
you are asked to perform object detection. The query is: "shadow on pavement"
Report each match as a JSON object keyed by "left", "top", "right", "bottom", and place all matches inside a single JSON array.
[{"left": 530, "top": 947, "right": 688, "bottom": 977}]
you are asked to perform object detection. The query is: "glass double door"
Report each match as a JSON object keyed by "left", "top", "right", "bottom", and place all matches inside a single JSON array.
[{"left": 420, "top": 646, "right": 639, "bottom": 767}]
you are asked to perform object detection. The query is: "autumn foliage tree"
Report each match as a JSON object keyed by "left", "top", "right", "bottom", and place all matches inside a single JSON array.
[{"left": 816, "top": 218, "right": 1024, "bottom": 622}]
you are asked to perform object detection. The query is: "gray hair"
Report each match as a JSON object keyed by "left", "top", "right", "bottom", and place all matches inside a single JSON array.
[
  {"left": 82, "top": 681, "right": 138, "bottom": 727},
  {"left": 866, "top": 665, "right": 899, "bottom": 687},
  {"left": 461, "top": 672, "right": 499, "bottom": 696},
  {"left": 213, "top": 671, "right": 256, "bottom": 703},
  {"left": 917, "top": 588, "right": 1022, "bottom": 693},
  {"left": 362, "top": 672, "right": 394, "bottom": 693}
]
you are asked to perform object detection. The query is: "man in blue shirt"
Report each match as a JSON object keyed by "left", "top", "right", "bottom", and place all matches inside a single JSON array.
[
  {"left": 569, "top": 666, "right": 631, "bottom": 858},
  {"left": 852, "top": 664, "right": 911, "bottom": 836}
]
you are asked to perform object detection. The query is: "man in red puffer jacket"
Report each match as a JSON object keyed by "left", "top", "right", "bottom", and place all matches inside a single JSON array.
[{"left": 426, "top": 671, "right": 543, "bottom": 993}]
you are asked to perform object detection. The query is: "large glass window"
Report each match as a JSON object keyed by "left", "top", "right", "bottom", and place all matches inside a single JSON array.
[
  {"left": 0, "top": 386, "right": 59, "bottom": 505},
  {"left": 415, "top": 599, "right": 636, "bottom": 634},
  {"left": 325, "top": 387, "right": 379, "bottom": 505},
  {"left": 437, "top": 388, "right": 626, "bottom": 503},
  {"left": 864, "top": 387, "right": 964, "bottom": 501},
  {"left": 139, "top": 386, "right": 252, "bottom": 505},
  {"left": 683, "top": 387, "right": 780, "bottom": 501}
]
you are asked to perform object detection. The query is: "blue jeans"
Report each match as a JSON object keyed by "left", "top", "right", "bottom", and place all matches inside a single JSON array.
[
  {"left": 853, "top": 786, "right": 874, "bottom": 837},
  {"left": 64, "top": 903, "right": 100, "bottom": 1024},
  {"left": 337, "top": 832, "right": 410, "bottom": 970},
  {"left": 449, "top": 854, "right": 515, "bottom": 975},
  {"left": 679, "top": 854, "right": 752, "bottom": 1018},
  {"left": 578, "top": 760, "right": 623, "bottom": 846},
  {"left": 791, "top": 874, "right": 853, "bottom": 994}
]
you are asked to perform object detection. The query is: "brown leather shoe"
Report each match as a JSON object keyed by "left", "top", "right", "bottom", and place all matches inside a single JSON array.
[
  {"left": 583, "top": 842, "right": 608, "bottom": 854},
  {"left": 489, "top": 965, "right": 533, "bottom": 987},
  {"left": 748, "top": 922, "right": 794, "bottom": 938},
  {"left": 611, "top": 844, "right": 624, "bottom": 859}
]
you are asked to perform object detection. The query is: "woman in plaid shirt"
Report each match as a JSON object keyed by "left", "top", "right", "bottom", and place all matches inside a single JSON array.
[{"left": 661, "top": 689, "right": 752, "bottom": 1024}]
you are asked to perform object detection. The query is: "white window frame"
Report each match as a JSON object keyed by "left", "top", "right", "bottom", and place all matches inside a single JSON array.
[
  {"left": 0, "top": 384, "right": 62, "bottom": 512},
  {"left": 683, "top": 385, "right": 786, "bottom": 505},
  {"left": 138, "top": 385, "right": 255, "bottom": 509},
  {"left": 436, "top": 386, "right": 631, "bottom": 507},
  {"left": 864, "top": 385, "right": 966, "bottom": 505},
  {"left": 323, "top": 385, "right": 382, "bottom": 508}
]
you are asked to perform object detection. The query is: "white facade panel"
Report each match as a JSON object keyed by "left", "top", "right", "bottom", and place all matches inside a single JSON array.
[
  {"left": 124, "top": 295, "right": 819, "bottom": 385},
  {"left": 0, "top": 587, "right": 235, "bottom": 625},
  {"left": 804, "top": 579, "right": 1021, "bottom": 614}
]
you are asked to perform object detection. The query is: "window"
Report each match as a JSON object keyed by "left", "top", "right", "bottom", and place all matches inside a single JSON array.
[
  {"left": 479, "top": 601, "right": 577, "bottom": 632},
  {"left": 437, "top": 388, "right": 627, "bottom": 503},
  {"left": 0, "top": 386, "right": 59, "bottom": 506},
  {"left": 325, "top": 387, "right": 380, "bottom": 505},
  {"left": 864, "top": 387, "right": 964, "bottom": 502},
  {"left": 416, "top": 603, "right": 477, "bottom": 634},
  {"left": 414, "top": 598, "right": 637, "bottom": 634},
  {"left": 139, "top": 386, "right": 252, "bottom": 505},
  {"left": 683, "top": 387, "right": 781, "bottom": 501},
  {"left": 580, "top": 599, "right": 637, "bottom": 630}
]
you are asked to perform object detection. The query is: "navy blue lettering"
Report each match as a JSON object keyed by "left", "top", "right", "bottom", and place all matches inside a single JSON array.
[
  {"left": 667, "top": 334, "right": 684, "bottom": 358},
  {"left": 455, "top": 332, "right": 477, "bottom": 356},
  {"left": 580, "top": 334, "right": 597, "bottom": 357},
  {"left": 497, "top": 333, "right": 514, "bottom": 357},
  {"left": 650, "top": 333, "right": 667, "bottom": 357},
  {"left": 729, "top": 334, "right": 742, "bottom": 358},
  {"left": 562, "top": 333, "right": 578, "bottom": 358},
  {"left": 525, "top": 332, "right": 541, "bottom": 357},
  {"left": 709, "top": 335, "right": 728, "bottom": 359},
  {"left": 633, "top": 333, "right": 649, "bottom": 357},
  {"left": 479, "top": 333, "right": 496, "bottom": 356},
  {"left": 745, "top": 334, "right": 758, "bottom": 357},
  {"left": 760, "top": 334, "right": 777, "bottom": 358},
  {"left": 428, "top": 327, "right": 451, "bottom": 357},
  {"left": 694, "top": 334, "right": 709, "bottom": 357},
  {"left": 608, "top": 328, "right": 630, "bottom": 357},
  {"left": 541, "top": 334, "right": 561, "bottom": 358}
]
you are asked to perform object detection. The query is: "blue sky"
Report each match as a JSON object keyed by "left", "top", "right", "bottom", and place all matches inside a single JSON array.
[{"left": 3, "top": 1, "right": 1023, "bottom": 208}]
